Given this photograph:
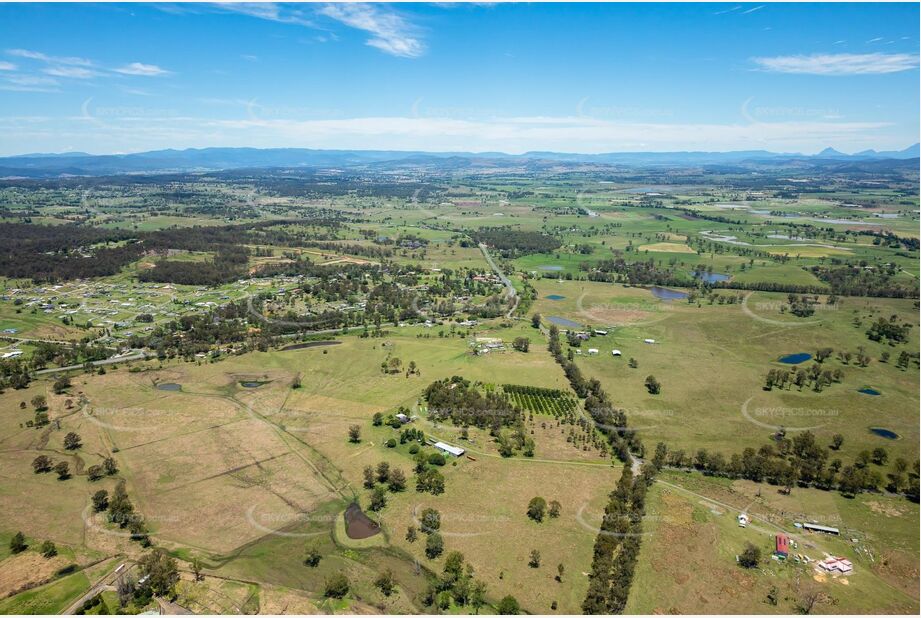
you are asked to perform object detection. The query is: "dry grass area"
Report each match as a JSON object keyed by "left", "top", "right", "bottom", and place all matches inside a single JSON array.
[
  {"left": 637, "top": 242, "right": 696, "bottom": 253},
  {"left": 627, "top": 476, "right": 919, "bottom": 614},
  {"left": 376, "top": 456, "right": 621, "bottom": 614},
  {"left": 0, "top": 551, "right": 73, "bottom": 598},
  {"left": 174, "top": 573, "right": 258, "bottom": 614},
  {"left": 257, "top": 585, "right": 323, "bottom": 614}
]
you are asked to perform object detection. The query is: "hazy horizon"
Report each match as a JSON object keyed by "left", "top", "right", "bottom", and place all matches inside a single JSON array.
[{"left": 1, "top": 2, "right": 919, "bottom": 156}]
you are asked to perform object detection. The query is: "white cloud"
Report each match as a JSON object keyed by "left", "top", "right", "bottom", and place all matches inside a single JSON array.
[
  {"left": 753, "top": 53, "right": 919, "bottom": 75},
  {"left": 0, "top": 109, "right": 907, "bottom": 155},
  {"left": 0, "top": 74, "right": 60, "bottom": 93},
  {"left": 319, "top": 3, "right": 425, "bottom": 58},
  {"left": 0, "top": 61, "right": 16, "bottom": 71},
  {"left": 43, "top": 66, "right": 99, "bottom": 79},
  {"left": 740, "top": 5, "right": 765, "bottom": 15},
  {"left": 7, "top": 48, "right": 93, "bottom": 66},
  {"left": 217, "top": 3, "right": 314, "bottom": 27},
  {"left": 114, "top": 62, "right": 171, "bottom": 76}
]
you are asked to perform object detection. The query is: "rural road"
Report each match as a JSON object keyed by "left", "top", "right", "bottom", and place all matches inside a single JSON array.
[
  {"left": 61, "top": 560, "right": 132, "bottom": 615},
  {"left": 478, "top": 243, "right": 519, "bottom": 318},
  {"left": 34, "top": 350, "right": 148, "bottom": 376},
  {"left": 1, "top": 336, "right": 86, "bottom": 346}
]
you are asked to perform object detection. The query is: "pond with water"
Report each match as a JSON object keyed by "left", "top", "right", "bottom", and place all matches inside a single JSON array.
[
  {"left": 857, "top": 387, "right": 881, "bottom": 396},
  {"left": 155, "top": 382, "right": 182, "bottom": 392},
  {"left": 240, "top": 380, "right": 269, "bottom": 388},
  {"left": 778, "top": 353, "right": 812, "bottom": 364},
  {"left": 693, "top": 272, "right": 730, "bottom": 283},
  {"left": 539, "top": 265, "right": 564, "bottom": 271},
  {"left": 344, "top": 502, "right": 381, "bottom": 539},
  {"left": 869, "top": 427, "right": 899, "bottom": 440},
  {"left": 545, "top": 294, "right": 566, "bottom": 301},
  {"left": 547, "top": 315, "right": 583, "bottom": 329},
  {"left": 649, "top": 286, "right": 689, "bottom": 301}
]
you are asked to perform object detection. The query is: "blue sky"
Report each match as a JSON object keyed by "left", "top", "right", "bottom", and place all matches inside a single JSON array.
[{"left": 0, "top": 2, "right": 918, "bottom": 155}]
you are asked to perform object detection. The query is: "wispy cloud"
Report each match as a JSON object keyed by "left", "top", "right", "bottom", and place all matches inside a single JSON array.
[
  {"left": 319, "top": 3, "right": 425, "bottom": 58},
  {"left": 218, "top": 3, "right": 314, "bottom": 27},
  {"left": 113, "top": 62, "right": 171, "bottom": 76},
  {"left": 0, "top": 74, "right": 60, "bottom": 93},
  {"left": 714, "top": 6, "right": 741, "bottom": 16},
  {"left": 2, "top": 49, "right": 172, "bottom": 94},
  {"left": 866, "top": 37, "right": 883, "bottom": 43},
  {"left": 753, "top": 53, "right": 919, "bottom": 75},
  {"left": 740, "top": 5, "right": 765, "bottom": 15},
  {"left": 7, "top": 48, "right": 93, "bottom": 66},
  {"left": 43, "top": 66, "right": 99, "bottom": 79}
]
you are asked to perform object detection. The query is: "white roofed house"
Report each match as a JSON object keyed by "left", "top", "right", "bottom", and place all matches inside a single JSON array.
[{"left": 433, "top": 441, "right": 465, "bottom": 457}]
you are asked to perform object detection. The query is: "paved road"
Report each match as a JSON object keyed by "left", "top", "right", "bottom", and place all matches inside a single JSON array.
[
  {"left": 478, "top": 243, "right": 519, "bottom": 318},
  {"left": 61, "top": 560, "right": 131, "bottom": 615},
  {"left": 1, "top": 335, "right": 88, "bottom": 346},
  {"left": 34, "top": 351, "right": 148, "bottom": 376}
]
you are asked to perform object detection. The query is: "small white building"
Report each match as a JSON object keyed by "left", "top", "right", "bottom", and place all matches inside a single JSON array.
[
  {"left": 1, "top": 351, "right": 23, "bottom": 359},
  {"left": 611, "top": 349, "right": 622, "bottom": 356},
  {"left": 644, "top": 338, "right": 656, "bottom": 344},
  {"left": 594, "top": 329, "right": 608, "bottom": 336},
  {"left": 817, "top": 557, "right": 853, "bottom": 574},
  {"left": 395, "top": 413, "right": 411, "bottom": 424},
  {"left": 587, "top": 348, "right": 599, "bottom": 355},
  {"left": 434, "top": 441, "right": 465, "bottom": 457}
]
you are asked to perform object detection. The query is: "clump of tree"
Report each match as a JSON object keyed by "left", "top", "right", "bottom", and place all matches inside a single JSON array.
[
  {"left": 421, "top": 550, "right": 490, "bottom": 613},
  {"left": 512, "top": 337, "right": 530, "bottom": 353},
  {"left": 41, "top": 540, "right": 57, "bottom": 558},
  {"left": 866, "top": 316, "right": 912, "bottom": 344},
  {"left": 107, "top": 480, "right": 149, "bottom": 546},
  {"left": 32, "top": 454, "right": 53, "bottom": 474},
  {"left": 304, "top": 543, "right": 322, "bottom": 567},
  {"left": 582, "top": 463, "right": 658, "bottom": 614},
  {"left": 348, "top": 424, "right": 361, "bottom": 443},
  {"left": 63, "top": 432, "right": 82, "bottom": 450},
  {"left": 137, "top": 548, "right": 179, "bottom": 597},
  {"left": 324, "top": 573, "right": 350, "bottom": 599},
  {"left": 9, "top": 531, "right": 27, "bottom": 554},
  {"left": 527, "top": 497, "right": 547, "bottom": 522},
  {"left": 739, "top": 543, "right": 761, "bottom": 568},
  {"left": 424, "top": 376, "right": 521, "bottom": 430}
]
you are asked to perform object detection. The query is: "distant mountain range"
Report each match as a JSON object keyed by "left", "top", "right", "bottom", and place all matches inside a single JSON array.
[{"left": 0, "top": 144, "right": 917, "bottom": 178}]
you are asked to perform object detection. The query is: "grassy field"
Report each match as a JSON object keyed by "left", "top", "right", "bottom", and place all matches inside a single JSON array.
[
  {"left": 0, "top": 569, "right": 90, "bottom": 614},
  {"left": 626, "top": 471, "right": 919, "bottom": 614},
  {"left": 530, "top": 278, "right": 919, "bottom": 471},
  {"left": 0, "top": 174, "right": 917, "bottom": 614}
]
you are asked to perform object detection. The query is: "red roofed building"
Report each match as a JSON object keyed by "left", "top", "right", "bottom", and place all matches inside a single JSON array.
[{"left": 775, "top": 534, "right": 789, "bottom": 557}]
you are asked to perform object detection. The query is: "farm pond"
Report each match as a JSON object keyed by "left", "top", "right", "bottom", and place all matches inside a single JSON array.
[
  {"left": 547, "top": 316, "right": 583, "bottom": 329},
  {"left": 778, "top": 353, "right": 812, "bottom": 364},
  {"left": 649, "top": 286, "right": 689, "bottom": 301},
  {"left": 344, "top": 502, "right": 381, "bottom": 539},
  {"left": 869, "top": 427, "right": 899, "bottom": 440}
]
